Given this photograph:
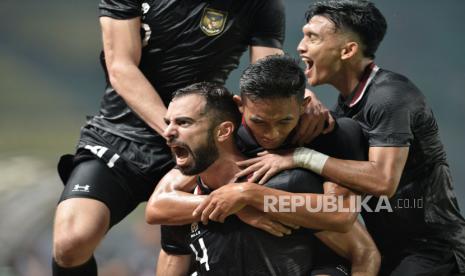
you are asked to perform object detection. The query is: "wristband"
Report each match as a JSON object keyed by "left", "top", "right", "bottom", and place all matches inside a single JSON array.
[{"left": 293, "top": 147, "right": 329, "bottom": 174}]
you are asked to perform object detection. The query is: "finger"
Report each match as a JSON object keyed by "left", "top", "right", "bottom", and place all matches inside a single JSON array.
[
  {"left": 292, "top": 118, "right": 312, "bottom": 144},
  {"left": 235, "top": 163, "right": 263, "bottom": 179},
  {"left": 322, "top": 113, "right": 336, "bottom": 134},
  {"left": 295, "top": 119, "right": 317, "bottom": 145},
  {"left": 280, "top": 220, "right": 300, "bottom": 230},
  {"left": 257, "top": 150, "right": 269, "bottom": 156},
  {"left": 258, "top": 169, "right": 278, "bottom": 185},
  {"left": 201, "top": 201, "right": 216, "bottom": 224},
  {"left": 248, "top": 166, "right": 269, "bottom": 183},
  {"left": 308, "top": 118, "right": 325, "bottom": 143},
  {"left": 236, "top": 156, "right": 263, "bottom": 167},
  {"left": 208, "top": 207, "right": 223, "bottom": 222},
  {"left": 262, "top": 225, "right": 284, "bottom": 237},
  {"left": 193, "top": 197, "right": 210, "bottom": 217},
  {"left": 270, "top": 221, "right": 292, "bottom": 235}
]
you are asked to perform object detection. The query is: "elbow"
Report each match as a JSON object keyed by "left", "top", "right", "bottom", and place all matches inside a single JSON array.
[
  {"left": 371, "top": 177, "right": 398, "bottom": 198},
  {"left": 145, "top": 205, "right": 162, "bottom": 225},
  {"left": 145, "top": 198, "right": 169, "bottom": 225},
  {"left": 330, "top": 212, "right": 358, "bottom": 233},
  {"left": 107, "top": 62, "right": 134, "bottom": 91}
]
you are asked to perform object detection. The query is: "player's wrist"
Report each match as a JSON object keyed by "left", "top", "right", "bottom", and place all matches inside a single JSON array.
[
  {"left": 237, "top": 182, "right": 255, "bottom": 205},
  {"left": 293, "top": 147, "right": 329, "bottom": 175}
]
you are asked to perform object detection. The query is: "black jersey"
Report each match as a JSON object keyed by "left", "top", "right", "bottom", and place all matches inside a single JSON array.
[
  {"left": 332, "top": 65, "right": 465, "bottom": 272},
  {"left": 91, "top": 0, "right": 284, "bottom": 144},
  {"left": 189, "top": 170, "right": 322, "bottom": 276}
]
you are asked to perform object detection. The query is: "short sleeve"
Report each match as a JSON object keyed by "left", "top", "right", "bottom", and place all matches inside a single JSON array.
[
  {"left": 99, "top": 0, "right": 142, "bottom": 19},
  {"left": 160, "top": 225, "right": 191, "bottom": 255},
  {"left": 249, "top": 0, "right": 285, "bottom": 49},
  {"left": 366, "top": 82, "right": 413, "bottom": 147}
]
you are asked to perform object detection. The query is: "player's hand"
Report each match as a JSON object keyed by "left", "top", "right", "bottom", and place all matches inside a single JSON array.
[
  {"left": 292, "top": 89, "right": 335, "bottom": 145},
  {"left": 235, "top": 150, "right": 296, "bottom": 184},
  {"left": 193, "top": 183, "right": 247, "bottom": 224},
  {"left": 236, "top": 207, "right": 298, "bottom": 237}
]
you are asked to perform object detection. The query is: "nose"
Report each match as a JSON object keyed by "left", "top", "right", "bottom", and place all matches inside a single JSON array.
[
  {"left": 163, "top": 123, "right": 177, "bottom": 141},
  {"left": 263, "top": 128, "right": 280, "bottom": 141},
  {"left": 297, "top": 38, "right": 306, "bottom": 54}
]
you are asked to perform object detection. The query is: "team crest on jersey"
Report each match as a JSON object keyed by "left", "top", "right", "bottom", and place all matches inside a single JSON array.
[
  {"left": 200, "top": 8, "right": 227, "bottom": 36},
  {"left": 191, "top": 222, "right": 199, "bottom": 233}
]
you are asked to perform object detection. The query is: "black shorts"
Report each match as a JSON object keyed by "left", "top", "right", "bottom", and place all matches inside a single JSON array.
[
  {"left": 380, "top": 247, "right": 461, "bottom": 276},
  {"left": 58, "top": 125, "right": 174, "bottom": 227}
]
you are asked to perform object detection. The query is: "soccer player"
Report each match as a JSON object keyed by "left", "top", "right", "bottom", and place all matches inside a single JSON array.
[
  {"left": 230, "top": 1, "right": 465, "bottom": 275},
  {"left": 147, "top": 56, "right": 380, "bottom": 275},
  {"left": 51, "top": 1, "right": 292, "bottom": 275}
]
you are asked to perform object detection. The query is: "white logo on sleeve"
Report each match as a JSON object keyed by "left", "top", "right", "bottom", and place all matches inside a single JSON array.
[
  {"left": 72, "top": 184, "right": 90, "bottom": 192},
  {"left": 142, "top": 3, "right": 150, "bottom": 14}
]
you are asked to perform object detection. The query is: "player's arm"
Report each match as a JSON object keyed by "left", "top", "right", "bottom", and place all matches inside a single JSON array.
[
  {"left": 315, "top": 221, "right": 381, "bottom": 276},
  {"left": 100, "top": 16, "right": 168, "bottom": 135},
  {"left": 249, "top": 46, "right": 283, "bottom": 63},
  {"left": 240, "top": 146, "right": 407, "bottom": 198},
  {"left": 295, "top": 84, "right": 412, "bottom": 197},
  {"left": 195, "top": 181, "right": 358, "bottom": 233},
  {"left": 145, "top": 169, "right": 203, "bottom": 225},
  {"left": 319, "top": 146, "right": 408, "bottom": 197},
  {"left": 145, "top": 169, "right": 294, "bottom": 237},
  {"left": 156, "top": 249, "right": 191, "bottom": 276}
]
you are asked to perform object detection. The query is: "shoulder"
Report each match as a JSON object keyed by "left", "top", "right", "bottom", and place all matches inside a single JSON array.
[
  {"left": 362, "top": 69, "right": 426, "bottom": 116},
  {"left": 369, "top": 69, "right": 425, "bottom": 103},
  {"left": 265, "top": 169, "right": 323, "bottom": 194}
]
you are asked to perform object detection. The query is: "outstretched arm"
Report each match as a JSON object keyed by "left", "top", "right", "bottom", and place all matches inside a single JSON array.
[
  {"left": 236, "top": 146, "right": 409, "bottom": 197},
  {"left": 100, "top": 16, "right": 168, "bottom": 135},
  {"left": 320, "top": 146, "right": 408, "bottom": 197}
]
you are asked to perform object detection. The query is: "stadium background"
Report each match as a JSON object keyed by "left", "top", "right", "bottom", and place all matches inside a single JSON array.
[{"left": 1, "top": 0, "right": 464, "bottom": 275}]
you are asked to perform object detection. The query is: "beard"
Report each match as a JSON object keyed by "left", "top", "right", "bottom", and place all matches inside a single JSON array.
[{"left": 175, "top": 129, "right": 219, "bottom": 176}]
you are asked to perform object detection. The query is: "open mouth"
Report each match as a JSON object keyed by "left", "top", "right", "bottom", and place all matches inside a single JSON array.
[
  {"left": 302, "top": 57, "right": 314, "bottom": 74},
  {"left": 168, "top": 143, "right": 191, "bottom": 165}
]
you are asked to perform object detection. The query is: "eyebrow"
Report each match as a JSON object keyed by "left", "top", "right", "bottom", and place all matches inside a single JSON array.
[
  {"left": 250, "top": 115, "right": 294, "bottom": 122},
  {"left": 164, "top": 116, "right": 196, "bottom": 124}
]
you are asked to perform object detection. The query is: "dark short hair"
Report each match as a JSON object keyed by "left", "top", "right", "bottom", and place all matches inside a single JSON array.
[
  {"left": 240, "top": 55, "right": 306, "bottom": 102},
  {"left": 172, "top": 82, "right": 241, "bottom": 131},
  {"left": 305, "top": 0, "right": 387, "bottom": 59}
]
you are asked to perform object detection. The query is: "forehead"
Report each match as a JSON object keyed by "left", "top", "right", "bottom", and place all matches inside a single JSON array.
[
  {"left": 243, "top": 97, "right": 300, "bottom": 120},
  {"left": 304, "top": 15, "right": 337, "bottom": 34},
  {"left": 167, "top": 94, "right": 206, "bottom": 119}
]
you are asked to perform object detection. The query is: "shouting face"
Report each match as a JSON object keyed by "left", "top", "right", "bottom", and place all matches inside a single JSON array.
[
  {"left": 164, "top": 94, "right": 219, "bottom": 175},
  {"left": 297, "top": 15, "right": 346, "bottom": 87}
]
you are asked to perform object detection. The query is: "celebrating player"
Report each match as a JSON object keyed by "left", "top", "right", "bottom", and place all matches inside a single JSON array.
[
  {"left": 233, "top": 1, "right": 465, "bottom": 275},
  {"left": 51, "top": 1, "right": 289, "bottom": 275}
]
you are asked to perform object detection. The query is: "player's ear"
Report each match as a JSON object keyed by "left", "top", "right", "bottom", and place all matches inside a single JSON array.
[
  {"left": 233, "top": 95, "right": 244, "bottom": 113},
  {"left": 341, "top": 41, "right": 359, "bottom": 60},
  {"left": 216, "top": 121, "right": 235, "bottom": 142}
]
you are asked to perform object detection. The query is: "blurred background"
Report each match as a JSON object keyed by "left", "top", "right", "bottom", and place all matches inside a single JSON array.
[{"left": 1, "top": 0, "right": 464, "bottom": 275}]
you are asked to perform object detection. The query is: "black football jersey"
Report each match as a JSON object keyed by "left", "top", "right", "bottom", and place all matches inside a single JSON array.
[
  {"left": 189, "top": 169, "right": 323, "bottom": 276},
  {"left": 90, "top": 0, "right": 285, "bottom": 143},
  {"left": 332, "top": 65, "right": 465, "bottom": 272}
]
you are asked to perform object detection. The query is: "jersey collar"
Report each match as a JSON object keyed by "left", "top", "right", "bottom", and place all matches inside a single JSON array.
[{"left": 344, "top": 63, "right": 379, "bottom": 108}]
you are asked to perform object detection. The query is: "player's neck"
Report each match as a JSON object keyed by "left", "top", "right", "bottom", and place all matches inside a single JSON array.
[
  {"left": 334, "top": 58, "right": 373, "bottom": 98},
  {"left": 198, "top": 146, "right": 245, "bottom": 190}
]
